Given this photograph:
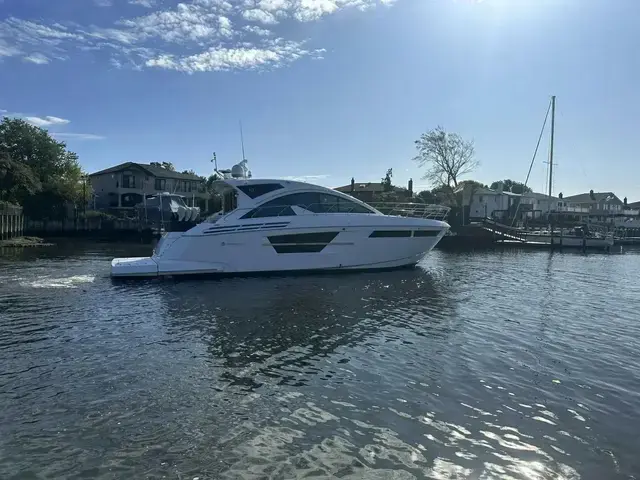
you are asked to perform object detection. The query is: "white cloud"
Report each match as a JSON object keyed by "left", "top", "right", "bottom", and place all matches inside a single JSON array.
[
  {"left": 283, "top": 174, "right": 330, "bottom": 182},
  {"left": 0, "top": 0, "right": 397, "bottom": 72},
  {"left": 258, "top": 0, "right": 291, "bottom": 11},
  {"left": 0, "top": 41, "right": 21, "bottom": 57},
  {"left": 146, "top": 39, "right": 319, "bottom": 73},
  {"left": 25, "top": 116, "right": 71, "bottom": 127},
  {"left": 51, "top": 133, "right": 106, "bottom": 140},
  {"left": 242, "top": 9, "right": 279, "bottom": 24},
  {"left": 23, "top": 53, "right": 50, "bottom": 64},
  {"left": 243, "top": 25, "right": 272, "bottom": 36},
  {"left": 93, "top": 0, "right": 114, "bottom": 6},
  {"left": 1, "top": 111, "right": 105, "bottom": 140},
  {"left": 129, "top": 0, "right": 157, "bottom": 7}
]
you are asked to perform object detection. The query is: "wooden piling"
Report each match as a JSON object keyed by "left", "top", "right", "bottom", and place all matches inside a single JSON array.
[{"left": 0, "top": 203, "right": 24, "bottom": 240}]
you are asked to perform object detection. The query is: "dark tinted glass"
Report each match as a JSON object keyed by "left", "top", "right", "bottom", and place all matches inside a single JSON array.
[
  {"left": 237, "top": 183, "right": 284, "bottom": 199},
  {"left": 240, "top": 192, "right": 373, "bottom": 218}
]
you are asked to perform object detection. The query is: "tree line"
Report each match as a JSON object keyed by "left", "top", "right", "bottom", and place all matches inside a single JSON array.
[{"left": 0, "top": 117, "right": 89, "bottom": 219}]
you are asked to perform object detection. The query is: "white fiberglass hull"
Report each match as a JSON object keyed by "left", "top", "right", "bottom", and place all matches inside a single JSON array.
[{"left": 111, "top": 217, "right": 449, "bottom": 278}]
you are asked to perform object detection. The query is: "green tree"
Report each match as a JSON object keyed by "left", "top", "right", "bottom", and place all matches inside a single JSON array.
[
  {"left": 0, "top": 117, "right": 86, "bottom": 218},
  {"left": 381, "top": 168, "right": 393, "bottom": 192},
  {"left": 413, "top": 126, "right": 478, "bottom": 189},
  {"left": 0, "top": 153, "right": 42, "bottom": 202},
  {"left": 149, "top": 161, "right": 176, "bottom": 171},
  {"left": 182, "top": 169, "right": 197, "bottom": 176},
  {"left": 416, "top": 190, "right": 437, "bottom": 204},
  {"left": 490, "top": 179, "right": 531, "bottom": 194}
]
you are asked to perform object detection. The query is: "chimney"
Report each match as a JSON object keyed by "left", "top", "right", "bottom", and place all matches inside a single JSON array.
[
  {"left": 350, "top": 177, "right": 355, "bottom": 193},
  {"left": 408, "top": 178, "right": 413, "bottom": 197}
]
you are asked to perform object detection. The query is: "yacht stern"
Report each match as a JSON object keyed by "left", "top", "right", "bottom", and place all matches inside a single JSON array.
[{"left": 111, "top": 257, "right": 159, "bottom": 278}]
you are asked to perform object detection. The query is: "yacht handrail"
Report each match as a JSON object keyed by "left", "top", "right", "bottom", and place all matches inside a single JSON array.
[
  {"left": 206, "top": 202, "right": 450, "bottom": 223},
  {"left": 368, "top": 202, "right": 450, "bottom": 220}
]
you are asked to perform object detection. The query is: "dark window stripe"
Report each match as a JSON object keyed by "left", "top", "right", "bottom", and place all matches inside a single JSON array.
[
  {"left": 369, "top": 230, "right": 412, "bottom": 238},
  {"left": 273, "top": 244, "right": 326, "bottom": 254},
  {"left": 268, "top": 232, "right": 339, "bottom": 245},
  {"left": 413, "top": 230, "right": 440, "bottom": 237},
  {"left": 237, "top": 183, "right": 284, "bottom": 199}
]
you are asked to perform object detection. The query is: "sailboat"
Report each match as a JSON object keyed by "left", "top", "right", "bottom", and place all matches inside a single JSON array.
[{"left": 520, "top": 96, "right": 614, "bottom": 250}]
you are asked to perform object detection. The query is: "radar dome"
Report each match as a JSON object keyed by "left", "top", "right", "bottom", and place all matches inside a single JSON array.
[{"left": 231, "top": 160, "right": 249, "bottom": 178}]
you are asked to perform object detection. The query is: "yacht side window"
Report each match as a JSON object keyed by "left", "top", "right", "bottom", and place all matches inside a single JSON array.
[
  {"left": 240, "top": 196, "right": 296, "bottom": 218},
  {"left": 240, "top": 192, "right": 373, "bottom": 218},
  {"left": 237, "top": 183, "right": 284, "bottom": 199}
]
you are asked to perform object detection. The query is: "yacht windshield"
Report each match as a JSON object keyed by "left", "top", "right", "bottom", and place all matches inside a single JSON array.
[{"left": 241, "top": 191, "right": 375, "bottom": 219}]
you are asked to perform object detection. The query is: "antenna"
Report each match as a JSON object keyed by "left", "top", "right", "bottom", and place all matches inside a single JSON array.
[{"left": 239, "top": 120, "right": 246, "bottom": 162}]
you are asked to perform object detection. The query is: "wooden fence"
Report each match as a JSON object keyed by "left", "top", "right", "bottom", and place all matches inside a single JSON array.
[
  {"left": 25, "top": 217, "right": 141, "bottom": 236},
  {"left": 0, "top": 203, "right": 24, "bottom": 240}
]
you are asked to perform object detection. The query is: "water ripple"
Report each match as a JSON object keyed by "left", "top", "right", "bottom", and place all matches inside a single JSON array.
[{"left": 0, "top": 243, "right": 639, "bottom": 478}]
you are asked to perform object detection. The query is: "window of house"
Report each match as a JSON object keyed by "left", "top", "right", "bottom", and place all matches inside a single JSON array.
[
  {"left": 155, "top": 178, "right": 166, "bottom": 190},
  {"left": 479, "top": 195, "right": 484, "bottom": 203},
  {"left": 122, "top": 172, "right": 136, "bottom": 188},
  {"left": 237, "top": 183, "right": 285, "bottom": 199},
  {"left": 240, "top": 192, "right": 374, "bottom": 219}
]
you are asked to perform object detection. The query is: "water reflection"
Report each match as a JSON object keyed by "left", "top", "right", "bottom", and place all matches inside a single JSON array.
[{"left": 160, "top": 269, "right": 453, "bottom": 390}]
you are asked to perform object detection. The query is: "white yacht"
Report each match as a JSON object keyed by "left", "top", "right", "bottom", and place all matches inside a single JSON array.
[{"left": 110, "top": 166, "right": 450, "bottom": 278}]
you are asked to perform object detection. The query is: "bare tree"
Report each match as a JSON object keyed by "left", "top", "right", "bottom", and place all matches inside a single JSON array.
[{"left": 413, "top": 126, "right": 478, "bottom": 189}]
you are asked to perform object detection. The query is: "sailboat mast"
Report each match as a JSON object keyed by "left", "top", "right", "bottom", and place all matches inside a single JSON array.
[
  {"left": 548, "top": 95, "right": 556, "bottom": 199},
  {"left": 239, "top": 120, "right": 246, "bottom": 161}
]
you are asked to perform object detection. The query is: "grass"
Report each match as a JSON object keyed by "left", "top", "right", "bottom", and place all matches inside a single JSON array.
[{"left": 0, "top": 236, "right": 54, "bottom": 247}]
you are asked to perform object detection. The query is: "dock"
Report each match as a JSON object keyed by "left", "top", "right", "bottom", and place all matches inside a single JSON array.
[
  {"left": 0, "top": 203, "right": 25, "bottom": 241},
  {"left": 437, "top": 219, "right": 614, "bottom": 251}
]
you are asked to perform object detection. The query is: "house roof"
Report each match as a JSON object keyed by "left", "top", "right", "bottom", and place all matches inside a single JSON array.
[
  {"left": 89, "top": 162, "right": 201, "bottom": 180},
  {"left": 468, "top": 187, "right": 551, "bottom": 198},
  {"left": 627, "top": 201, "right": 640, "bottom": 209},
  {"left": 523, "top": 191, "right": 559, "bottom": 200},
  {"left": 563, "top": 192, "right": 622, "bottom": 205},
  {"left": 334, "top": 182, "right": 405, "bottom": 193}
]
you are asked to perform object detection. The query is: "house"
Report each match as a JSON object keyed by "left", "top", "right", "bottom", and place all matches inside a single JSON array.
[
  {"left": 89, "top": 162, "right": 208, "bottom": 210},
  {"left": 334, "top": 178, "right": 410, "bottom": 203},
  {"left": 465, "top": 186, "right": 519, "bottom": 219},
  {"left": 563, "top": 191, "right": 639, "bottom": 223},
  {"left": 462, "top": 184, "right": 569, "bottom": 222}
]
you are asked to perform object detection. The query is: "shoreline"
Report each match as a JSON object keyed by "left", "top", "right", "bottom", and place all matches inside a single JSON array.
[{"left": 0, "top": 236, "right": 54, "bottom": 248}]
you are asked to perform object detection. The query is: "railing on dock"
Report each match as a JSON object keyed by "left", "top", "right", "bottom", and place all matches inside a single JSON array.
[{"left": 481, "top": 218, "right": 527, "bottom": 243}]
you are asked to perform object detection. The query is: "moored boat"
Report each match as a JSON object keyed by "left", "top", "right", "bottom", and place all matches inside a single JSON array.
[{"left": 111, "top": 164, "right": 450, "bottom": 278}]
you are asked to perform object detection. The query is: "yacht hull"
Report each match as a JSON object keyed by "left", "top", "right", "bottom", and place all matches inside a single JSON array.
[{"left": 111, "top": 220, "right": 448, "bottom": 278}]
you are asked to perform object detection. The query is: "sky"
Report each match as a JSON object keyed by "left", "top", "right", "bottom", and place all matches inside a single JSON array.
[{"left": 1, "top": 0, "right": 639, "bottom": 199}]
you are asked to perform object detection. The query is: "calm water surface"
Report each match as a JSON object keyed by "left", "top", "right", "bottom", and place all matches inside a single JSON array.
[{"left": 1, "top": 242, "right": 639, "bottom": 479}]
